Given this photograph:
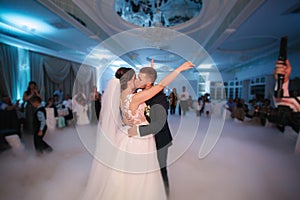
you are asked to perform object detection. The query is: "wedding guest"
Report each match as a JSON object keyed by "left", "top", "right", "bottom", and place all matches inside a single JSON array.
[
  {"left": 179, "top": 86, "right": 189, "bottom": 115},
  {"left": 62, "top": 94, "right": 72, "bottom": 110},
  {"left": 53, "top": 94, "right": 60, "bottom": 107},
  {"left": 45, "top": 98, "right": 58, "bottom": 117},
  {"left": 168, "top": 88, "right": 178, "bottom": 115},
  {"left": 0, "top": 96, "right": 19, "bottom": 111},
  {"left": 225, "top": 97, "right": 235, "bottom": 113},
  {"left": 196, "top": 101, "right": 201, "bottom": 116},
  {"left": 23, "top": 81, "right": 42, "bottom": 134},
  {"left": 202, "top": 94, "right": 211, "bottom": 117},
  {"left": 62, "top": 94, "right": 73, "bottom": 125},
  {"left": 89, "top": 86, "right": 101, "bottom": 122},
  {"left": 53, "top": 86, "right": 64, "bottom": 104},
  {"left": 187, "top": 95, "right": 194, "bottom": 110}
]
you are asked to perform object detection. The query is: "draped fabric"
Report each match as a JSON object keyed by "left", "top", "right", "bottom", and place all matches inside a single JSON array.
[
  {"left": 43, "top": 64, "right": 71, "bottom": 101},
  {"left": 1, "top": 43, "right": 96, "bottom": 103},
  {"left": 0, "top": 43, "right": 19, "bottom": 101},
  {"left": 0, "top": 60, "right": 8, "bottom": 98},
  {"left": 29, "top": 53, "right": 95, "bottom": 101},
  {"left": 72, "top": 63, "right": 96, "bottom": 100},
  {"left": 29, "top": 51, "right": 45, "bottom": 98},
  {"left": 44, "top": 56, "right": 71, "bottom": 83}
]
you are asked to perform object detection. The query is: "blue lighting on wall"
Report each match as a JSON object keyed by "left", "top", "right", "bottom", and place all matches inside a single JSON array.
[{"left": 17, "top": 48, "right": 30, "bottom": 101}]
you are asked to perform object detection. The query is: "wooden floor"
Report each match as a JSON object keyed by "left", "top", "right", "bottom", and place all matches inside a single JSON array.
[{"left": 1, "top": 113, "right": 300, "bottom": 200}]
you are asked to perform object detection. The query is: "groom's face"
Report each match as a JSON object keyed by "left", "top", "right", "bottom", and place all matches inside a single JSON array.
[{"left": 135, "top": 72, "right": 151, "bottom": 90}]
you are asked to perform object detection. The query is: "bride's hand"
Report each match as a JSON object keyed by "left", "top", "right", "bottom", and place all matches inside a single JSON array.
[{"left": 176, "top": 61, "right": 194, "bottom": 73}]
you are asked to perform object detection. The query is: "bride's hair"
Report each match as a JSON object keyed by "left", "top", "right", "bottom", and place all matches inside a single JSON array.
[{"left": 115, "top": 67, "right": 135, "bottom": 90}]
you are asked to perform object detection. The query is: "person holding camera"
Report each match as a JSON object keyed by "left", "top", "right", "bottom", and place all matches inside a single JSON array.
[{"left": 274, "top": 59, "right": 300, "bottom": 154}]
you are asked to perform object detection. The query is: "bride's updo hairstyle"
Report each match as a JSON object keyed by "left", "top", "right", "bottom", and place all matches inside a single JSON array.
[{"left": 115, "top": 67, "right": 135, "bottom": 90}]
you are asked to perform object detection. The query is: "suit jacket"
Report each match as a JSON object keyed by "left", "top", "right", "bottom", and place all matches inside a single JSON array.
[{"left": 139, "top": 91, "right": 173, "bottom": 150}]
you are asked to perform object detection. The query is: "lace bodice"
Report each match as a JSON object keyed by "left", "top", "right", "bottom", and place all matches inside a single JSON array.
[{"left": 121, "top": 94, "right": 148, "bottom": 126}]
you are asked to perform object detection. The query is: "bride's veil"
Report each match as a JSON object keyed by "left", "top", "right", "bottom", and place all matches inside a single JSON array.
[
  {"left": 80, "top": 78, "right": 122, "bottom": 199},
  {"left": 93, "top": 78, "right": 122, "bottom": 166},
  {"left": 99, "top": 78, "right": 121, "bottom": 142}
]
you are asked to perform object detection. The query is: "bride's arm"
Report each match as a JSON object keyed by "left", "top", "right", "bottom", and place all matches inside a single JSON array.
[{"left": 130, "top": 61, "right": 194, "bottom": 111}]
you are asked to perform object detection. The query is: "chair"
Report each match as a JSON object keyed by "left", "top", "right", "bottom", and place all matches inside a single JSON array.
[{"left": 46, "top": 108, "right": 56, "bottom": 130}]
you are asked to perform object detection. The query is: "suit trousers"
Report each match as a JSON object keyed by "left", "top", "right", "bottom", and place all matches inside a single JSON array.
[{"left": 157, "top": 145, "right": 169, "bottom": 190}]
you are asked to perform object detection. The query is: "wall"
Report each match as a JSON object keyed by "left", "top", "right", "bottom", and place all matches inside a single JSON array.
[
  {"left": 234, "top": 50, "right": 300, "bottom": 81},
  {"left": 221, "top": 49, "right": 300, "bottom": 102}
]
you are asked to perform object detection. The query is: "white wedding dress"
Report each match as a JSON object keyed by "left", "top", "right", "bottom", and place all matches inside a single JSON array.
[{"left": 80, "top": 93, "right": 166, "bottom": 200}]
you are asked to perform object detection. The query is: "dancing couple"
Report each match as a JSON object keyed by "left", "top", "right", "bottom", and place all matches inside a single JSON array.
[{"left": 81, "top": 61, "right": 194, "bottom": 200}]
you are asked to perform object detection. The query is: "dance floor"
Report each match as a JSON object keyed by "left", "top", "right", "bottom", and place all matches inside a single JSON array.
[{"left": 1, "top": 113, "right": 300, "bottom": 200}]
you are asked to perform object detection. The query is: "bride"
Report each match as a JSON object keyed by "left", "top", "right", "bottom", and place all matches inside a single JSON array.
[{"left": 81, "top": 61, "right": 194, "bottom": 200}]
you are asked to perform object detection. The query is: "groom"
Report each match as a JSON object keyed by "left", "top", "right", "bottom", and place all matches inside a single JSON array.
[{"left": 129, "top": 66, "right": 173, "bottom": 196}]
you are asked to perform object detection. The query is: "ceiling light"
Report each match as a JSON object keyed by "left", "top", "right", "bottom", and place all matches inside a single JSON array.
[
  {"left": 0, "top": 22, "right": 29, "bottom": 35},
  {"left": 1, "top": 13, "right": 54, "bottom": 34}
]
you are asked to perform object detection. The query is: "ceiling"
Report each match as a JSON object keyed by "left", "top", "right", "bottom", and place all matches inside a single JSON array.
[{"left": 1, "top": 0, "right": 300, "bottom": 74}]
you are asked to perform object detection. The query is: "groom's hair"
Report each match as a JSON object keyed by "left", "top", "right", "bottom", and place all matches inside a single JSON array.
[{"left": 140, "top": 67, "right": 157, "bottom": 83}]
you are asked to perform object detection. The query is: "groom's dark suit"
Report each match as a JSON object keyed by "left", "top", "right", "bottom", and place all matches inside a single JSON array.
[{"left": 139, "top": 90, "right": 173, "bottom": 193}]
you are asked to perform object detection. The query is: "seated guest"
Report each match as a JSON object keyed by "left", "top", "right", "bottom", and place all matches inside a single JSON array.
[
  {"left": 0, "top": 97, "right": 21, "bottom": 151},
  {"left": 46, "top": 97, "right": 66, "bottom": 128},
  {"left": 1, "top": 96, "right": 25, "bottom": 130},
  {"left": 62, "top": 94, "right": 73, "bottom": 124},
  {"left": 259, "top": 98, "right": 273, "bottom": 126},
  {"left": 247, "top": 99, "right": 257, "bottom": 118},
  {"left": 53, "top": 94, "right": 61, "bottom": 107},
  {"left": 62, "top": 94, "right": 72, "bottom": 110},
  {"left": 225, "top": 98, "right": 235, "bottom": 113},
  {"left": 45, "top": 98, "right": 58, "bottom": 117},
  {"left": 53, "top": 86, "right": 64, "bottom": 104},
  {"left": 231, "top": 98, "right": 248, "bottom": 122},
  {"left": 0, "top": 96, "right": 19, "bottom": 111}
]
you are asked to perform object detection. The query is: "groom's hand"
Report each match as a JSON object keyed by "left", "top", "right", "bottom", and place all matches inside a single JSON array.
[{"left": 128, "top": 125, "right": 138, "bottom": 137}]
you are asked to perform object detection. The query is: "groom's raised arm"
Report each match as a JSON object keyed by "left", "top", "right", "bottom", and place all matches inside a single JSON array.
[{"left": 128, "top": 104, "right": 167, "bottom": 137}]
